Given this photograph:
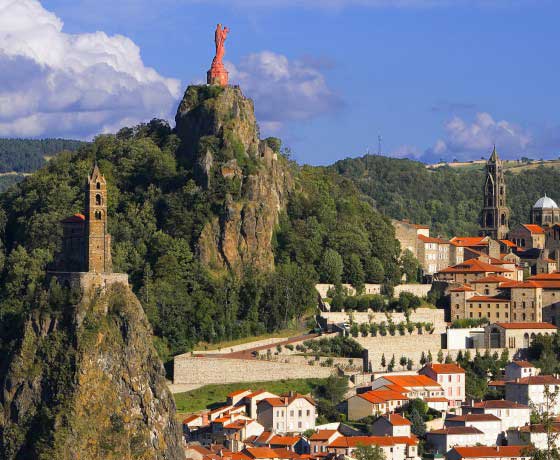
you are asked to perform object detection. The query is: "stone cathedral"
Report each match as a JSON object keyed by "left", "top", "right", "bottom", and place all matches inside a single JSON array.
[
  {"left": 53, "top": 164, "right": 112, "bottom": 274},
  {"left": 479, "top": 147, "right": 510, "bottom": 240}
]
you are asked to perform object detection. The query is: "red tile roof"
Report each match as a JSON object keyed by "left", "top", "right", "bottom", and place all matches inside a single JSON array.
[
  {"left": 450, "top": 285, "right": 474, "bottom": 292},
  {"left": 183, "top": 414, "right": 202, "bottom": 424},
  {"left": 358, "top": 390, "right": 408, "bottom": 404},
  {"left": 509, "top": 375, "right": 560, "bottom": 385},
  {"left": 422, "top": 363, "right": 465, "bottom": 374},
  {"left": 472, "top": 400, "right": 529, "bottom": 409},
  {"left": 329, "top": 436, "right": 417, "bottom": 448},
  {"left": 377, "top": 414, "right": 412, "bottom": 426},
  {"left": 449, "top": 237, "right": 488, "bottom": 247},
  {"left": 424, "top": 397, "right": 450, "bottom": 403},
  {"left": 62, "top": 213, "right": 86, "bottom": 223},
  {"left": 418, "top": 235, "right": 449, "bottom": 244},
  {"left": 310, "top": 430, "right": 338, "bottom": 441},
  {"left": 500, "top": 239, "right": 516, "bottom": 247},
  {"left": 450, "top": 445, "right": 532, "bottom": 459},
  {"left": 471, "top": 275, "right": 511, "bottom": 284},
  {"left": 500, "top": 280, "right": 541, "bottom": 289},
  {"left": 446, "top": 413, "right": 501, "bottom": 422},
  {"left": 495, "top": 322, "right": 557, "bottom": 330},
  {"left": 269, "top": 436, "right": 301, "bottom": 447},
  {"left": 529, "top": 272, "right": 560, "bottom": 280},
  {"left": 523, "top": 224, "right": 545, "bottom": 234},
  {"left": 383, "top": 374, "right": 440, "bottom": 388},
  {"left": 439, "top": 258, "right": 512, "bottom": 274},
  {"left": 428, "top": 427, "right": 482, "bottom": 435},
  {"left": 228, "top": 389, "right": 251, "bottom": 398}
]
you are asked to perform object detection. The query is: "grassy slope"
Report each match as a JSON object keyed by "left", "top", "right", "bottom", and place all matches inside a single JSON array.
[{"left": 174, "top": 378, "right": 328, "bottom": 415}]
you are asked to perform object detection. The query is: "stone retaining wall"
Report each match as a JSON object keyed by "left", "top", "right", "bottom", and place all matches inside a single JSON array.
[
  {"left": 321, "top": 308, "right": 446, "bottom": 331},
  {"left": 173, "top": 356, "right": 336, "bottom": 386},
  {"left": 315, "top": 284, "right": 432, "bottom": 299},
  {"left": 196, "top": 337, "right": 288, "bottom": 354}
]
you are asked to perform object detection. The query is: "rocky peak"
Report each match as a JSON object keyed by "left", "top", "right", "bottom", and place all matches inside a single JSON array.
[
  {"left": 0, "top": 283, "right": 184, "bottom": 460},
  {"left": 175, "top": 85, "right": 293, "bottom": 273}
]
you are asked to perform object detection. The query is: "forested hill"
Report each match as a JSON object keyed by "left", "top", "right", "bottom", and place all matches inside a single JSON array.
[
  {"left": 330, "top": 154, "right": 560, "bottom": 237},
  {"left": 0, "top": 138, "right": 86, "bottom": 173},
  {"left": 0, "top": 87, "right": 402, "bottom": 360}
]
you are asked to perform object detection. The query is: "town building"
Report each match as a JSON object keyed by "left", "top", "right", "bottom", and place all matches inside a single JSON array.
[
  {"left": 444, "top": 414, "right": 502, "bottom": 446},
  {"left": 326, "top": 436, "right": 419, "bottom": 460},
  {"left": 504, "top": 361, "right": 539, "bottom": 381},
  {"left": 467, "top": 400, "right": 531, "bottom": 434},
  {"left": 347, "top": 390, "right": 409, "bottom": 421},
  {"left": 309, "top": 430, "right": 342, "bottom": 454},
  {"left": 485, "top": 322, "right": 557, "bottom": 349},
  {"left": 419, "top": 363, "right": 465, "bottom": 408},
  {"left": 256, "top": 394, "right": 316, "bottom": 434},
  {"left": 532, "top": 194, "right": 560, "bottom": 227},
  {"left": 507, "top": 422, "right": 560, "bottom": 450},
  {"left": 426, "top": 427, "right": 483, "bottom": 454},
  {"left": 509, "top": 224, "right": 546, "bottom": 250},
  {"left": 370, "top": 414, "right": 412, "bottom": 437},
  {"left": 505, "top": 375, "right": 560, "bottom": 414}
]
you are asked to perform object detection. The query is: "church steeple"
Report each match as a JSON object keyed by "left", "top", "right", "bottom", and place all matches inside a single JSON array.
[
  {"left": 480, "top": 146, "right": 510, "bottom": 240},
  {"left": 86, "top": 164, "right": 112, "bottom": 273}
]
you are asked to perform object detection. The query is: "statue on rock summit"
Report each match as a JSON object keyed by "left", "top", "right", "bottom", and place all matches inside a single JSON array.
[{"left": 207, "top": 23, "right": 230, "bottom": 86}]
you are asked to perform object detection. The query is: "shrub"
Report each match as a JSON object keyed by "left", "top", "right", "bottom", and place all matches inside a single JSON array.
[
  {"left": 398, "top": 322, "right": 406, "bottom": 335},
  {"left": 388, "top": 322, "right": 396, "bottom": 336}
]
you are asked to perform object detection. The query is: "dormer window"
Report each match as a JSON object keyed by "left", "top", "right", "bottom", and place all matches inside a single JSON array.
[{"left": 96, "top": 182, "right": 101, "bottom": 190}]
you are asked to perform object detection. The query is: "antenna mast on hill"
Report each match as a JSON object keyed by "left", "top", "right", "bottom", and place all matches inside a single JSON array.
[{"left": 378, "top": 134, "right": 382, "bottom": 156}]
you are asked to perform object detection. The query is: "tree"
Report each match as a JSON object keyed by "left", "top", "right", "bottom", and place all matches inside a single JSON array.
[
  {"left": 320, "top": 249, "right": 343, "bottom": 284},
  {"left": 388, "top": 354, "right": 396, "bottom": 372},
  {"left": 437, "top": 349, "right": 444, "bottom": 364},
  {"left": 381, "top": 354, "right": 386, "bottom": 369},
  {"left": 400, "top": 249, "right": 421, "bottom": 283},
  {"left": 427, "top": 351, "right": 433, "bottom": 363},
  {"left": 314, "top": 376, "right": 349, "bottom": 404},
  {"left": 399, "top": 356, "right": 407, "bottom": 370},
  {"left": 354, "top": 444, "right": 386, "bottom": 460},
  {"left": 407, "top": 358, "right": 413, "bottom": 371},
  {"left": 445, "top": 354, "right": 453, "bottom": 364},
  {"left": 346, "top": 254, "right": 365, "bottom": 295},
  {"left": 420, "top": 352, "right": 427, "bottom": 365},
  {"left": 409, "top": 408, "right": 427, "bottom": 437}
]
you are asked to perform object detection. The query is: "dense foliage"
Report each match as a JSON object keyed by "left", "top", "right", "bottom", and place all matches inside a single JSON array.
[
  {"left": 331, "top": 154, "right": 560, "bottom": 237},
  {"left": 0, "top": 138, "right": 85, "bottom": 173},
  {"left": 0, "top": 121, "right": 401, "bottom": 359}
]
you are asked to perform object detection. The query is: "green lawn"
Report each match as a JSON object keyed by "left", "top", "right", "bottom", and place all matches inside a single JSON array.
[{"left": 174, "top": 378, "right": 328, "bottom": 414}]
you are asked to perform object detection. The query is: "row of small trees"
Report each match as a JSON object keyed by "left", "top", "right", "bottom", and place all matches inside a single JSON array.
[{"left": 349, "top": 321, "right": 434, "bottom": 338}]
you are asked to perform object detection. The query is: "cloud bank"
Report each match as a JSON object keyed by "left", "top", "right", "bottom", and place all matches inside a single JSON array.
[
  {"left": 227, "top": 51, "right": 342, "bottom": 134},
  {"left": 0, "top": 0, "right": 181, "bottom": 138}
]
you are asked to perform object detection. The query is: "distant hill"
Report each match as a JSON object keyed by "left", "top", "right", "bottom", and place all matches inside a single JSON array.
[
  {"left": 330, "top": 154, "right": 560, "bottom": 237},
  {"left": 0, "top": 138, "right": 86, "bottom": 192}
]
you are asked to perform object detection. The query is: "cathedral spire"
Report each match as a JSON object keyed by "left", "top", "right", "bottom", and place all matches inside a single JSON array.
[{"left": 480, "top": 146, "right": 510, "bottom": 240}]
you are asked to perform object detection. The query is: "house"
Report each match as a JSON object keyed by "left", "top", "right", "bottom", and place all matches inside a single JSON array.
[
  {"left": 256, "top": 394, "right": 316, "bottom": 433},
  {"left": 507, "top": 422, "right": 560, "bottom": 450},
  {"left": 505, "top": 375, "right": 560, "bottom": 415},
  {"left": 228, "top": 390, "right": 254, "bottom": 406},
  {"left": 268, "top": 435, "right": 309, "bottom": 455},
  {"left": 467, "top": 400, "right": 530, "bottom": 433},
  {"left": 510, "top": 224, "right": 546, "bottom": 250},
  {"left": 426, "top": 427, "right": 483, "bottom": 454},
  {"left": 370, "top": 414, "right": 412, "bottom": 437},
  {"left": 309, "top": 430, "right": 342, "bottom": 455},
  {"left": 504, "top": 361, "right": 539, "bottom": 381},
  {"left": 424, "top": 397, "right": 450, "bottom": 412},
  {"left": 445, "top": 445, "right": 532, "bottom": 460},
  {"left": 326, "top": 436, "right": 419, "bottom": 460},
  {"left": 444, "top": 414, "right": 502, "bottom": 446},
  {"left": 244, "top": 391, "right": 281, "bottom": 418},
  {"left": 419, "top": 363, "right": 465, "bottom": 408},
  {"left": 185, "top": 445, "right": 213, "bottom": 460},
  {"left": 436, "top": 258, "right": 516, "bottom": 284},
  {"left": 243, "top": 447, "right": 302, "bottom": 460},
  {"left": 347, "top": 390, "right": 409, "bottom": 421},
  {"left": 369, "top": 375, "right": 445, "bottom": 400},
  {"left": 222, "top": 419, "right": 265, "bottom": 451}
]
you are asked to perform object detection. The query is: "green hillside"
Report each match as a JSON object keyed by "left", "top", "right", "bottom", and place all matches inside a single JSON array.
[{"left": 330, "top": 154, "right": 560, "bottom": 237}]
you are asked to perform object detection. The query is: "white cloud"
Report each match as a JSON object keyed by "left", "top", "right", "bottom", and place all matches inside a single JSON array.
[
  {"left": 424, "top": 112, "right": 532, "bottom": 161},
  {"left": 227, "top": 51, "right": 341, "bottom": 135},
  {"left": 0, "top": 0, "right": 181, "bottom": 139}
]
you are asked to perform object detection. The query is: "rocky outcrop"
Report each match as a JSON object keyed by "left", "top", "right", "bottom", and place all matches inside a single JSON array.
[
  {"left": 0, "top": 283, "right": 184, "bottom": 460},
  {"left": 176, "top": 85, "right": 293, "bottom": 273}
]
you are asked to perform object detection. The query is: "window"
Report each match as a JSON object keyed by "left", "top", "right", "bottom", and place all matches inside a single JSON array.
[
  {"left": 298, "top": 410, "right": 302, "bottom": 417},
  {"left": 307, "top": 410, "right": 310, "bottom": 416},
  {"left": 96, "top": 182, "right": 101, "bottom": 190},
  {"left": 95, "top": 194, "right": 102, "bottom": 205},
  {"left": 298, "top": 421, "right": 302, "bottom": 428},
  {"left": 95, "top": 211, "right": 102, "bottom": 220},
  {"left": 290, "top": 410, "right": 294, "bottom": 417}
]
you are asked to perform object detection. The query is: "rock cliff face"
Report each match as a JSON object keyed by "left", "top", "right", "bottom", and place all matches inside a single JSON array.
[
  {"left": 0, "top": 283, "right": 184, "bottom": 460},
  {"left": 176, "top": 85, "right": 293, "bottom": 273}
]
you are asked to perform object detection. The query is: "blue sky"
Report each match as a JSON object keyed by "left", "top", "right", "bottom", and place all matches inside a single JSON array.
[{"left": 2, "top": 0, "right": 559, "bottom": 165}]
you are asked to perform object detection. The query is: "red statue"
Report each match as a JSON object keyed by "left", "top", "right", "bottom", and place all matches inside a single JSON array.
[{"left": 207, "top": 24, "right": 230, "bottom": 87}]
